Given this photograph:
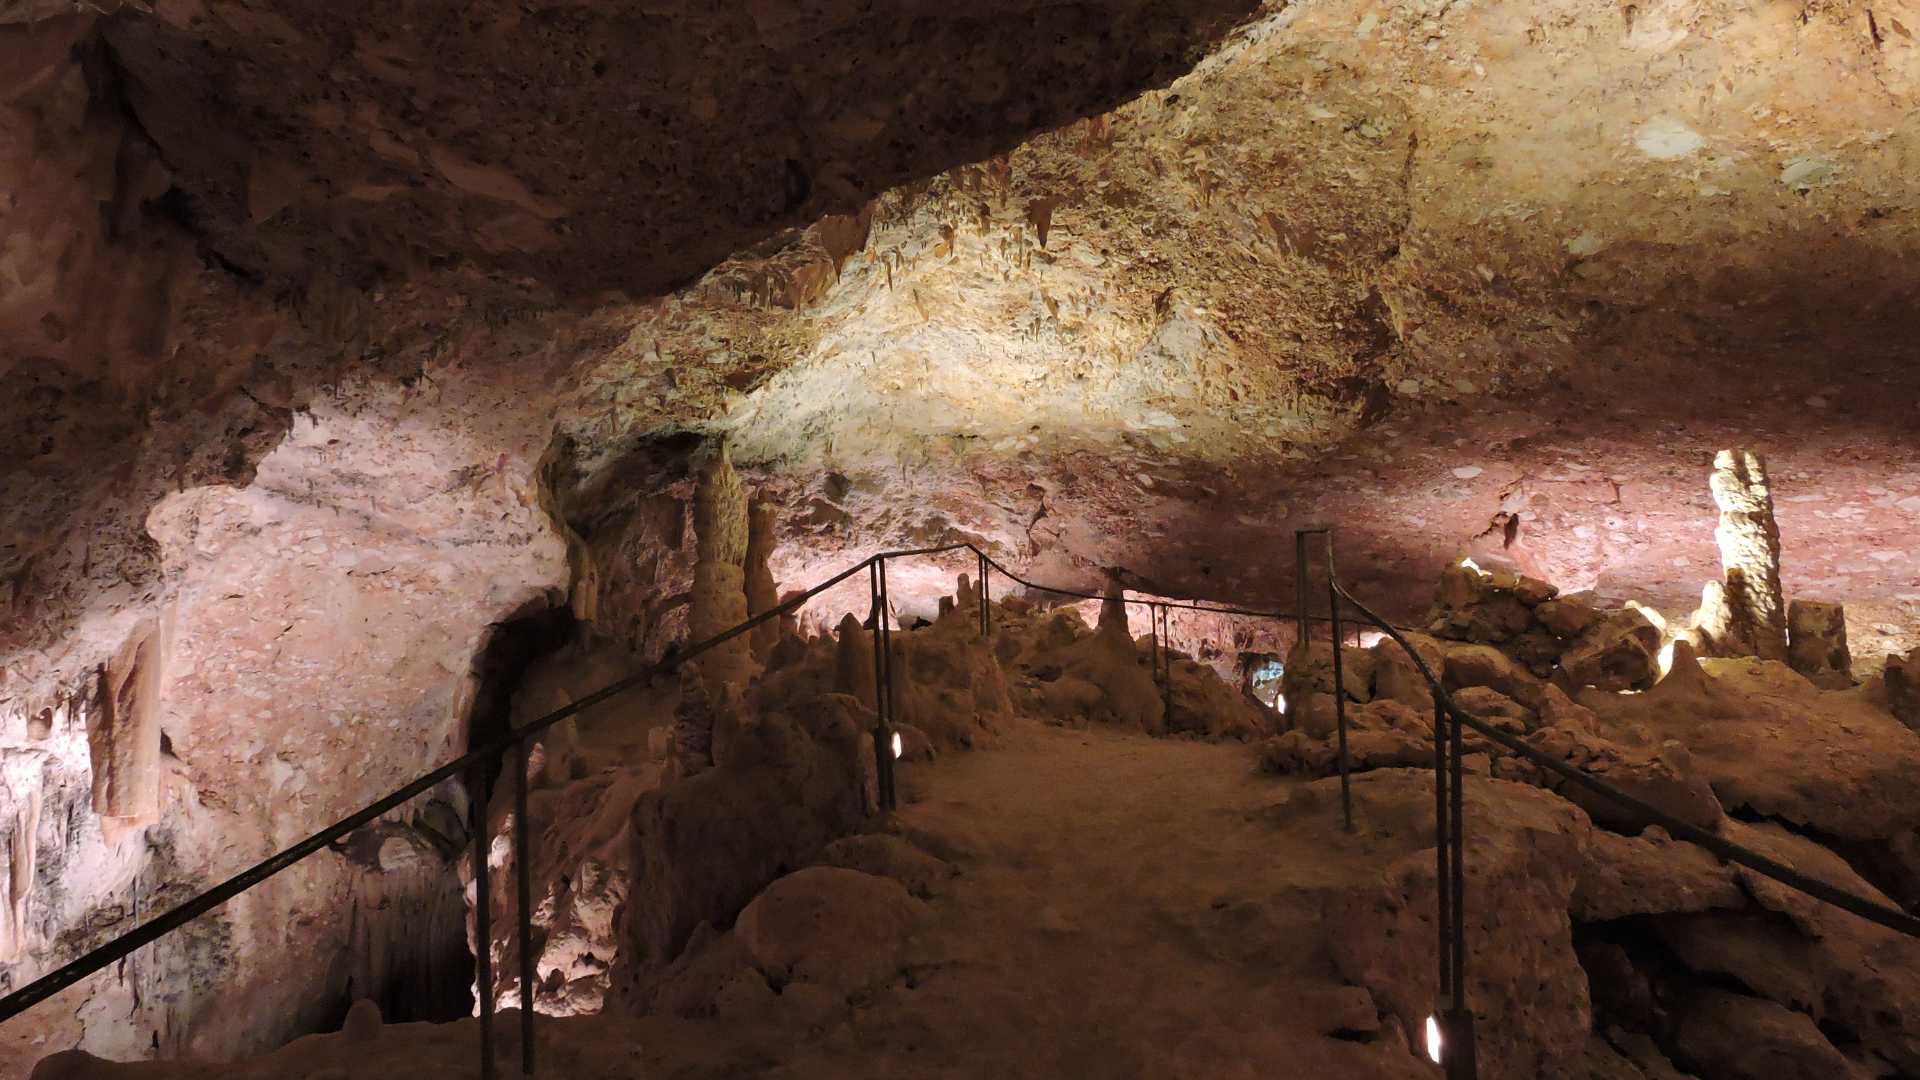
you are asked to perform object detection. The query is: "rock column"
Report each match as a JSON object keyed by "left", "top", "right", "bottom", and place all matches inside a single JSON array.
[
  {"left": 1702, "top": 449, "right": 1787, "bottom": 661},
  {"left": 833, "top": 613, "right": 877, "bottom": 710},
  {"left": 689, "top": 446, "right": 752, "bottom": 694},
  {"left": 744, "top": 498, "right": 780, "bottom": 662}
]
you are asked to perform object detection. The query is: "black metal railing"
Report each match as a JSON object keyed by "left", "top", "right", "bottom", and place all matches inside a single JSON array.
[
  {"left": 7, "top": 529, "right": 1915, "bottom": 1080},
  {"left": 0, "top": 540, "right": 1318, "bottom": 1074},
  {"left": 1297, "top": 528, "right": 1920, "bottom": 1079}
]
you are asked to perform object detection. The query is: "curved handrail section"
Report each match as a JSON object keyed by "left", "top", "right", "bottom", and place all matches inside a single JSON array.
[
  {"left": 1331, "top": 580, "right": 1920, "bottom": 940},
  {"left": 0, "top": 540, "right": 1321, "bottom": 1025}
]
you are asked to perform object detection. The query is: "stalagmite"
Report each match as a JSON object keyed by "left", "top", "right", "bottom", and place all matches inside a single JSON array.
[
  {"left": 1698, "top": 449, "right": 1787, "bottom": 661},
  {"left": 690, "top": 445, "right": 753, "bottom": 694},
  {"left": 1096, "top": 570, "right": 1132, "bottom": 647},
  {"left": 89, "top": 615, "right": 166, "bottom": 823},
  {"left": 744, "top": 498, "right": 781, "bottom": 661},
  {"left": 669, "top": 666, "right": 716, "bottom": 779},
  {"left": 834, "top": 613, "right": 878, "bottom": 710}
]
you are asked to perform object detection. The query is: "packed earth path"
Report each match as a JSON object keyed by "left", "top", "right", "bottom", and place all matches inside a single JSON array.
[{"left": 30, "top": 721, "right": 1435, "bottom": 1080}]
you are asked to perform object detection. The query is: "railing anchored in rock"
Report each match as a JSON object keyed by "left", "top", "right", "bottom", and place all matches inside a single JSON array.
[
  {"left": 1297, "top": 527, "right": 1920, "bottom": 1078},
  {"left": 1, "top": 534, "right": 1916, "bottom": 1080}
]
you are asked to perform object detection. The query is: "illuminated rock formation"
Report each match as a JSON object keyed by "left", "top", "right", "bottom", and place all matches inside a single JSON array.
[
  {"left": 689, "top": 446, "right": 753, "bottom": 695},
  {"left": 1699, "top": 449, "right": 1788, "bottom": 661}
]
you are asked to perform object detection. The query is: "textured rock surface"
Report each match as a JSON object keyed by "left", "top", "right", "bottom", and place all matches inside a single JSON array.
[
  {"left": 1787, "top": 599, "right": 1853, "bottom": 689},
  {"left": 1278, "top": 769, "right": 1594, "bottom": 1078},
  {"left": 1701, "top": 449, "right": 1788, "bottom": 661},
  {"left": 10, "top": 0, "right": 1920, "bottom": 1071}
]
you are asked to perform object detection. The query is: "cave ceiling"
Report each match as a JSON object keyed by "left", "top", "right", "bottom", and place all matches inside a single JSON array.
[{"left": 6, "top": 0, "right": 1920, "bottom": 702}]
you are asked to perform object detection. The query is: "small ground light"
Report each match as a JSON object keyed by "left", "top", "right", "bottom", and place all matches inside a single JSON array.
[
  {"left": 891, "top": 731, "right": 903, "bottom": 759},
  {"left": 1425, "top": 1014, "right": 1443, "bottom": 1064}
]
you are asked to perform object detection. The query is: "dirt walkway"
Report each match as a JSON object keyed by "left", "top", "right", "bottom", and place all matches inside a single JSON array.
[
  {"left": 35, "top": 723, "right": 1431, "bottom": 1080},
  {"left": 760, "top": 723, "right": 1428, "bottom": 1079}
]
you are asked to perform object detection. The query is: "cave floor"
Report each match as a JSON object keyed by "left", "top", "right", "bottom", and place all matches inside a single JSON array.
[{"left": 71, "top": 722, "right": 1430, "bottom": 1080}]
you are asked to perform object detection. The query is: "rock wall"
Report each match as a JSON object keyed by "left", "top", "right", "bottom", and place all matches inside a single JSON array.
[{"left": 1266, "top": 555, "right": 1920, "bottom": 1079}]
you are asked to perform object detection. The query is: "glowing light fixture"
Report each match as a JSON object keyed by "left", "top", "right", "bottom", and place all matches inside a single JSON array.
[
  {"left": 1425, "top": 1014, "right": 1444, "bottom": 1065},
  {"left": 891, "top": 731, "right": 904, "bottom": 759}
]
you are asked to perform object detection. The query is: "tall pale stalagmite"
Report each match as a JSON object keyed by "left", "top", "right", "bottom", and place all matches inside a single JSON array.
[
  {"left": 1701, "top": 449, "right": 1787, "bottom": 661},
  {"left": 744, "top": 498, "right": 781, "bottom": 661},
  {"left": 690, "top": 445, "right": 752, "bottom": 694}
]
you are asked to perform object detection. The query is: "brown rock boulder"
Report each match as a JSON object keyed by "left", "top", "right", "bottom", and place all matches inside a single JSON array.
[
  {"left": 1572, "top": 827, "right": 1742, "bottom": 922},
  {"left": 1670, "top": 988, "right": 1863, "bottom": 1080},
  {"left": 1655, "top": 822, "right": 1920, "bottom": 1076},
  {"left": 735, "top": 867, "right": 932, "bottom": 995},
  {"left": 1275, "top": 770, "right": 1594, "bottom": 1077},
  {"left": 1561, "top": 609, "right": 1663, "bottom": 692},
  {"left": 1536, "top": 597, "right": 1601, "bottom": 638},
  {"left": 1451, "top": 685, "right": 1535, "bottom": 734},
  {"left": 819, "top": 834, "right": 952, "bottom": 899},
  {"left": 1785, "top": 599, "right": 1853, "bottom": 689},
  {"left": 1526, "top": 726, "right": 1723, "bottom": 836},
  {"left": 1882, "top": 648, "right": 1920, "bottom": 731},
  {"left": 1443, "top": 642, "right": 1547, "bottom": 708}
]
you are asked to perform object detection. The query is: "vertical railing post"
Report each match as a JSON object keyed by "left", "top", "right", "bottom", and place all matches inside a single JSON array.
[
  {"left": 871, "top": 557, "right": 897, "bottom": 812},
  {"left": 470, "top": 759, "right": 496, "bottom": 1080},
  {"left": 1445, "top": 689, "right": 1476, "bottom": 1079},
  {"left": 1293, "top": 530, "right": 1310, "bottom": 654},
  {"left": 1449, "top": 693, "right": 1466, "bottom": 1005},
  {"left": 1325, "top": 532, "right": 1352, "bottom": 832},
  {"left": 514, "top": 738, "right": 535, "bottom": 1076},
  {"left": 978, "top": 550, "right": 991, "bottom": 640},
  {"left": 1433, "top": 696, "right": 1452, "bottom": 1006}
]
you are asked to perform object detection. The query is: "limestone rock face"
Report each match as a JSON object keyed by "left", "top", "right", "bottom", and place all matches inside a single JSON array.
[
  {"left": 1572, "top": 827, "right": 1742, "bottom": 923},
  {"left": 1595, "top": 652, "right": 1920, "bottom": 842},
  {"left": 1785, "top": 599, "right": 1852, "bottom": 689},
  {"left": 87, "top": 615, "right": 167, "bottom": 823},
  {"left": 1652, "top": 820, "right": 1920, "bottom": 1077},
  {"left": 1282, "top": 770, "right": 1593, "bottom": 1079},
  {"left": 1885, "top": 648, "right": 1920, "bottom": 732},
  {"left": 613, "top": 704, "right": 872, "bottom": 988},
  {"left": 1669, "top": 988, "right": 1864, "bottom": 1080},
  {"left": 1561, "top": 609, "right": 1663, "bottom": 692},
  {"left": 735, "top": 866, "right": 932, "bottom": 996},
  {"left": 1702, "top": 449, "right": 1788, "bottom": 662}
]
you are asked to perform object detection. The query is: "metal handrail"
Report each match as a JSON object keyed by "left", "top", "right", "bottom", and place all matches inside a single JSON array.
[
  {"left": 19, "top": 527, "right": 1904, "bottom": 1079},
  {"left": 1329, "top": 580, "right": 1920, "bottom": 939},
  {"left": 0, "top": 539, "right": 1320, "bottom": 1047}
]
